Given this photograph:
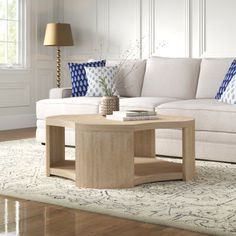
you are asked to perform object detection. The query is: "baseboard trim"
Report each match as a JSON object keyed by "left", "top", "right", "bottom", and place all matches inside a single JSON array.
[{"left": 0, "top": 114, "right": 36, "bottom": 131}]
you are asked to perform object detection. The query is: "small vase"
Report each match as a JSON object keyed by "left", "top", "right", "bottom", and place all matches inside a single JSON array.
[{"left": 100, "top": 96, "right": 119, "bottom": 116}]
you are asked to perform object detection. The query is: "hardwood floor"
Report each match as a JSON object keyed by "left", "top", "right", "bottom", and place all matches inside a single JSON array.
[
  {"left": 0, "top": 128, "right": 208, "bottom": 236},
  {"left": 0, "top": 127, "right": 36, "bottom": 142}
]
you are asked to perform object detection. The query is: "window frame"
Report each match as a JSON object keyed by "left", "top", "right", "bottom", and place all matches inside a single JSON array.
[{"left": 0, "top": 0, "right": 29, "bottom": 70}]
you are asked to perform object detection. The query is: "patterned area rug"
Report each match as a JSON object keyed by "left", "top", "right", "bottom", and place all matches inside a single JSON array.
[{"left": 0, "top": 139, "right": 236, "bottom": 236}]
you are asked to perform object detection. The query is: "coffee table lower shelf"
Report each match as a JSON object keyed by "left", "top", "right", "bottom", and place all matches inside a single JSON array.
[{"left": 49, "top": 158, "right": 183, "bottom": 187}]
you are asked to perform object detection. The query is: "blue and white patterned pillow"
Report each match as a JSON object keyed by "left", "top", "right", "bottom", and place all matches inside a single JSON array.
[
  {"left": 85, "top": 66, "right": 118, "bottom": 97},
  {"left": 215, "top": 59, "right": 236, "bottom": 99},
  {"left": 68, "top": 60, "right": 106, "bottom": 97},
  {"left": 219, "top": 74, "right": 236, "bottom": 105}
]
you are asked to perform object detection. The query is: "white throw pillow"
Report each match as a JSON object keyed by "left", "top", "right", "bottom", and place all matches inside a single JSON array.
[
  {"left": 219, "top": 74, "right": 236, "bottom": 105},
  {"left": 85, "top": 66, "right": 118, "bottom": 97}
]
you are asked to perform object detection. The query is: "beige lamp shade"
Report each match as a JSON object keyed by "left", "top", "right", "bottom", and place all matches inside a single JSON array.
[{"left": 43, "top": 23, "right": 74, "bottom": 46}]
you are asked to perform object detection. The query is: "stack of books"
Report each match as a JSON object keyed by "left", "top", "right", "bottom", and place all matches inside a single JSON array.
[{"left": 106, "top": 110, "right": 159, "bottom": 121}]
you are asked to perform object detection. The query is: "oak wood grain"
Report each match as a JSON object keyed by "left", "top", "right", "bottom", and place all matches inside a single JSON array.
[
  {"left": 46, "top": 125, "right": 65, "bottom": 177},
  {"left": 76, "top": 128, "right": 134, "bottom": 188},
  {"left": 134, "top": 129, "right": 155, "bottom": 157},
  {"left": 182, "top": 121, "right": 195, "bottom": 181},
  {"left": 46, "top": 114, "right": 195, "bottom": 188}
]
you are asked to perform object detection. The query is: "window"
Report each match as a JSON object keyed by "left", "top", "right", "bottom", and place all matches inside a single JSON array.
[{"left": 0, "top": 0, "right": 26, "bottom": 68}]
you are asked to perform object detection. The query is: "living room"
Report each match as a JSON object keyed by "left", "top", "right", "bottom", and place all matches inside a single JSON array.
[{"left": 0, "top": 0, "right": 236, "bottom": 235}]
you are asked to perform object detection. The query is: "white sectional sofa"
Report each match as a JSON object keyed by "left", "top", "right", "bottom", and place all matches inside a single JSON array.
[{"left": 36, "top": 57, "right": 236, "bottom": 163}]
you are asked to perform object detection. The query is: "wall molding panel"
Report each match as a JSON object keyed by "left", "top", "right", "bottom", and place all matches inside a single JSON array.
[
  {"left": 199, "top": 0, "right": 206, "bottom": 57},
  {"left": 36, "top": 69, "right": 55, "bottom": 100},
  {"left": 61, "top": 0, "right": 236, "bottom": 60},
  {"left": 197, "top": 0, "right": 236, "bottom": 57},
  {"left": 35, "top": 0, "right": 55, "bottom": 61},
  {"left": 149, "top": 0, "right": 156, "bottom": 57},
  {"left": 0, "top": 114, "right": 36, "bottom": 131},
  {"left": 184, "top": 0, "right": 191, "bottom": 57},
  {"left": 103, "top": 0, "right": 142, "bottom": 58},
  {"left": 0, "top": 84, "right": 30, "bottom": 108},
  {"left": 61, "top": 0, "right": 192, "bottom": 61},
  {"left": 63, "top": 0, "right": 98, "bottom": 60}
]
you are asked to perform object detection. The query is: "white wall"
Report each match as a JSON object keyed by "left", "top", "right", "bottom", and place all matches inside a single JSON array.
[
  {"left": 60, "top": 0, "right": 236, "bottom": 86},
  {"left": 0, "top": 0, "right": 58, "bottom": 130},
  {"left": 61, "top": 0, "right": 236, "bottom": 64},
  {"left": 1, "top": 0, "right": 236, "bottom": 130}
]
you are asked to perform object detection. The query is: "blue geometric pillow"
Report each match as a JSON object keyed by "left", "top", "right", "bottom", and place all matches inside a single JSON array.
[
  {"left": 215, "top": 59, "right": 236, "bottom": 99},
  {"left": 68, "top": 60, "right": 106, "bottom": 97}
]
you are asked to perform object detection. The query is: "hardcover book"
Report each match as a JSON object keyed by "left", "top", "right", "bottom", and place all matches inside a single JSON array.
[
  {"left": 112, "top": 110, "right": 157, "bottom": 118},
  {"left": 106, "top": 115, "right": 159, "bottom": 121}
]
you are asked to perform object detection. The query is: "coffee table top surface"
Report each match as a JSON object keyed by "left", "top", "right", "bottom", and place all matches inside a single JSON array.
[{"left": 46, "top": 114, "right": 194, "bottom": 131}]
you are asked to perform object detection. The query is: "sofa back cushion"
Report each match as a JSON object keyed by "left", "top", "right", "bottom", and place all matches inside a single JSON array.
[
  {"left": 141, "top": 57, "right": 201, "bottom": 99},
  {"left": 106, "top": 59, "right": 146, "bottom": 97},
  {"left": 196, "top": 58, "right": 234, "bottom": 98}
]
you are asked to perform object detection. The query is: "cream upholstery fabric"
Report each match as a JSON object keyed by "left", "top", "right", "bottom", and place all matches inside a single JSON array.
[
  {"left": 156, "top": 129, "right": 236, "bottom": 144},
  {"left": 196, "top": 58, "right": 234, "bottom": 98},
  {"left": 141, "top": 57, "right": 201, "bottom": 99},
  {"left": 156, "top": 131, "right": 236, "bottom": 163},
  {"left": 119, "top": 97, "right": 179, "bottom": 111},
  {"left": 49, "top": 87, "right": 72, "bottom": 99},
  {"left": 36, "top": 97, "right": 101, "bottom": 120},
  {"left": 157, "top": 99, "right": 236, "bottom": 133},
  {"left": 106, "top": 60, "right": 146, "bottom": 97}
]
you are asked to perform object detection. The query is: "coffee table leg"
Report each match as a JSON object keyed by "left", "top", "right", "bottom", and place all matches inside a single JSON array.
[
  {"left": 76, "top": 126, "right": 134, "bottom": 189},
  {"left": 182, "top": 123, "right": 195, "bottom": 181},
  {"left": 46, "top": 125, "right": 65, "bottom": 177},
  {"left": 134, "top": 130, "right": 155, "bottom": 158}
]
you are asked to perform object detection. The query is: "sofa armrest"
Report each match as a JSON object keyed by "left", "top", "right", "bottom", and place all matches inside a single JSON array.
[{"left": 49, "top": 87, "right": 72, "bottom": 99}]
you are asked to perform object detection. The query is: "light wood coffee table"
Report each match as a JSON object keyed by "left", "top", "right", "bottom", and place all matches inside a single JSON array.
[{"left": 46, "top": 114, "right": 195, "bottom": 189}]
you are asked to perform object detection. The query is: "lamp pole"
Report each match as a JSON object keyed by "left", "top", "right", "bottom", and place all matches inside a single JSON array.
[{"left": 56, "top": 47, "right": 61, "bottom": 88}]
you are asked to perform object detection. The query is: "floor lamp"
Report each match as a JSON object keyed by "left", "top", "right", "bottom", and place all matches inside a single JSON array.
[{"left": 44, "top": 23, "right": 74, "bottom": 88}]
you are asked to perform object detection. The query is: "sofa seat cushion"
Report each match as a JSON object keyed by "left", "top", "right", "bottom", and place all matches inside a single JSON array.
[
  {"left": 37, "top": 97, "right": 101, "bottom": 120},
  {"left": 119, "top": 97, "right": 179, "bottom": 111},
  {"left": 156, "top": 99, "right": 236, "bottom": 133}
]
